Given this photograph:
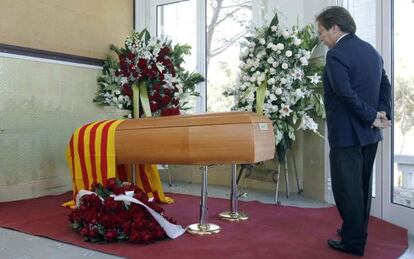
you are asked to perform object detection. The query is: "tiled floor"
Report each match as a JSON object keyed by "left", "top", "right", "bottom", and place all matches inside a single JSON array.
[{"left": 0, "top": 181, "right": 412, "bottom": 259}]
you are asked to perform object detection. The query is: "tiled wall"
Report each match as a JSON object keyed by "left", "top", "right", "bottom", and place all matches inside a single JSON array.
[{"left": 0, "top": 56, "right": 127, "bottom": 201}]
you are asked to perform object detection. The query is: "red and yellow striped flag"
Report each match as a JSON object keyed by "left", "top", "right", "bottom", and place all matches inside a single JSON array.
[{"left": 63, "top": 120, "right": 173, "bottom": 208}]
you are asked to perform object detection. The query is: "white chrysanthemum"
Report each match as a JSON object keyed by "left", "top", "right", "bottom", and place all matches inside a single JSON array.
[
  {"left": 271, "top": 25, "right": 278, "bottom": 32},
  {"left": 270, "top": 67, "right": 276, "bottom": 74},
  {"left": 267, "top": 78, "right": 276, "bottom": 85},
  {"left": 282, "top": 63, "right": 289, "bottom": 69},
  {"left": 239, "top": 48, "right": 249, "bottom": 59},
  {"left": 259, "top": 38, "right": 266, "bottom": 45},
  {"left": 275, "top": 88, "right": 283, "bottom": 95},
  {"left": 267, "top": 57, "right": 275, "bottom": 64},
  {"left": 267, "top": 42, "right": 274, "bottom": 49},
  {"left": 280, "top": 78, "right": 287, "bottom": 85},
  {"left": 271, "top": 45, "right": 279, "bottom": 52},
  {"left": 282, "top": 30, "right": 290, "bottom": 39},
  {"left": 300, "top": 57, "right": 308, "bottom": 66},
  {"left": 276, "top": 43, "right": 284, "bottom": 50},
  {"left": 272, "top": 62, "right": 279, "bottom": 68},
  {"left": 248, "top": 42, "right": 256, "bottom": 48},
  {"left": 293, "top": 37, "right": 302, "bottom": 46},
  {"left": 268, "top": 93, "right": 277, "bottom": 102},
  {"left": 257, "top": 51, "right": 266, "bottom": 59},
  {"left": 285, "top": 50, "right": 293, "bottom": 57}
]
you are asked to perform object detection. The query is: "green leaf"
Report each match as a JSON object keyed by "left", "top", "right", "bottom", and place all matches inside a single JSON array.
[
  {"left": 269, "top": 13, "right": 279, "bottom": 28},
  {"left": 104, "top": 84, "right": 119, "bottom": 91}
]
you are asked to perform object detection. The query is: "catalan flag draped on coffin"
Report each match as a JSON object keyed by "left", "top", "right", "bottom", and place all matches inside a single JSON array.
[{"left": 63, "top": 119, "right": 173, "bottom": 208}]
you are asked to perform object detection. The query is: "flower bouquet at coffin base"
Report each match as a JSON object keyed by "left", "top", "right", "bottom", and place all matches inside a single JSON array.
[
  {"left": 93, "top": 29, "right": 204, "bottom": 118},
  {"left": 224, "top": 13, "right": 325, "bottom": 163},
  {"left": 69, "top": 178, "right": 184, "bottom": 244}
]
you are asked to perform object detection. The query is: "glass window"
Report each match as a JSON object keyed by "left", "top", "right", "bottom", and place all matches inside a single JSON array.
[
  {"left": 156, "top": 0, "right": 198, "bottom": 113},
  {"left": 393, "top": 0, "right": 414, "bottom": 209},
  {"left": 206, "top": 0, "right": 253, "bottom": 112}
]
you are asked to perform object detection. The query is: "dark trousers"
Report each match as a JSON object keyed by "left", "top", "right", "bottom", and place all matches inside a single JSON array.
[{"left": 329, "top": 142, "right": 378, "bottom": 249}]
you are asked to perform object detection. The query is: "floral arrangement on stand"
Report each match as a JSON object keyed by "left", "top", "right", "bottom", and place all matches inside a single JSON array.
[
  {"left": 93, "top": 29, "right": 204, "bottom": 118},
  {"left": 224, "top": 14, "right": 325, "bottom": 163},
  {"left": 69, "top": 178, "right": 182, "bottom": 244}
]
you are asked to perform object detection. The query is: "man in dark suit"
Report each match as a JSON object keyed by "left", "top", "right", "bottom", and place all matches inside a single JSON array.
[{"left": 316, "top": 6, "right": 392, "bottom": 256}]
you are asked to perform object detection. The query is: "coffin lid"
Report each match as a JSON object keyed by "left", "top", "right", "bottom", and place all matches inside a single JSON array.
[{"left": 117, "top": 112, "right": 271, "bottom": 130}]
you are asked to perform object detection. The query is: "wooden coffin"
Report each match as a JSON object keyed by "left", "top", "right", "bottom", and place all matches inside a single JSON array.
[{"left": 115, "top": 112, "right": 275, "bottom": 165}]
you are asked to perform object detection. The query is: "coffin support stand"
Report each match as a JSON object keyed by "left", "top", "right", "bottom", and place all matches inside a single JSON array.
[
  {"left": 219, "top": 164, "right": 248, "bottom": 221},
  {"left": 187, "top": 165, "right": 221, "bottom": 235}
]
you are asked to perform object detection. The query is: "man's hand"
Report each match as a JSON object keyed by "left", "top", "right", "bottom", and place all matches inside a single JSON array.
[{"left": 372, "top": 111, "right": 391, "bottom": 129}]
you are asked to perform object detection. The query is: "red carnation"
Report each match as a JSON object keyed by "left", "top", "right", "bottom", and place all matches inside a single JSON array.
[
  {"left": 104, "top": 229, "right": 118, "bottom": 242},
  {"left": 151, "top": 92, "right": 162, "bottom": 102},
  {"left": 162, "top": 107, "right": 180, "bottom": 116},
  {"left": 170, "top": 67, "right": 176, "bottom": 77},
  {"left": 171, "top": 107, "right": 180, "bottom": 115},
  {"left": 127, "top": 53, "right": 135, "bottom": 60},
  {"left": 138, "top": 58, "right": 147, "bottom": 69},
  {"left": 122, "top": 84, "right": 132, "bottom": 97},
  {"left": 80, "top": 227, "right": 89, "bottom": 237},
  {"left": 129, "top": 230, "right": 141, "bottom": 243},
  {"left": 106, "top": 178, "right": 117, "bottom": 191},
  {"left": 88, "top": 228, "right": 98, "bottom": 238},
  {"left": 122, "top": 222, "right": 131, "bottom": 235},
  {"left": 159, "top": 46, "right": 171, "bottom": 56},
  {"left": 161, "top": 95, "right": 171, "bottom": 105},
  {"left": 150, "top": 102, "right": 159, "bottom": 112},
  {"left": 113, "top": 186, "right": 126, "bottom": 195},
  {"left": 161, "top": 108, "right": 169, "bottom": 116},
  {"left": 163, "top": 88, "right": 171, "bottom": 96},
  {"left": 152, "top": 82, "right": 161, "bottom": 91}
]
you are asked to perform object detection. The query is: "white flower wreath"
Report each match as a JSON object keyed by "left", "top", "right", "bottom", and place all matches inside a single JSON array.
[{"left": 225, "top": 13, "right": 325, "bottom": 162}]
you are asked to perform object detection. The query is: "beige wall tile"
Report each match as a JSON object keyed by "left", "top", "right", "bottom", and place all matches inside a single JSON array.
[{"left": 0, "top": 56, "right": 127, "bottom": 201}]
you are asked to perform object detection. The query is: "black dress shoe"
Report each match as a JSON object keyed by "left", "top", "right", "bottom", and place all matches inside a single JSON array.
[{"left": 327, "top": 239, "right": 364, "bottom": 256}]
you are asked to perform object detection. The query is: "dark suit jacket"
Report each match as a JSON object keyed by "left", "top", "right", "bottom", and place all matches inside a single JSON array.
[{"left": 323, "top": 34, "right": 392, "bottom": 148}]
